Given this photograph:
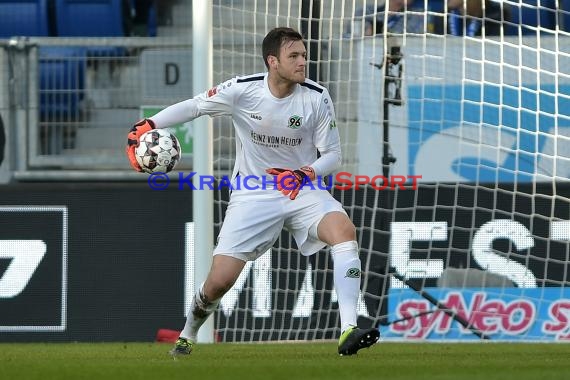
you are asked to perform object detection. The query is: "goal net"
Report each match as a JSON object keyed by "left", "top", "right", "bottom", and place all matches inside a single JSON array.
[{"left": 201, "top": 0, "right": 570, "bottom": 342}]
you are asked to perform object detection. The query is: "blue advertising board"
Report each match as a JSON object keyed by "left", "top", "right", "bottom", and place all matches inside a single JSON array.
[
  {"left": 408, "top": 84, "right": 570, "bottom": 182},
  {"left": 381, "top": 287, "right": 570, "bottom": 341}
]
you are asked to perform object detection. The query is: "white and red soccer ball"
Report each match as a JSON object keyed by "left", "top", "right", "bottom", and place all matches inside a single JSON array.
[{"left": 135, "top": 129, "right": 181, "bottom": 173}]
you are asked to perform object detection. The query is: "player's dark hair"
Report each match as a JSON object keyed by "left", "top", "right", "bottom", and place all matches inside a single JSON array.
[{"left": 262, "top": 27, "right": 304, "bottom": 69}]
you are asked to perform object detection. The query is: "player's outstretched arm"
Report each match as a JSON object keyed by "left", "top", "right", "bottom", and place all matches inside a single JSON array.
[
  {"left": 125, "top": 118, "right": 155, "bottom": 172},
  {"left": 265, "top": 166, "right": 315, "bottom": 200}
]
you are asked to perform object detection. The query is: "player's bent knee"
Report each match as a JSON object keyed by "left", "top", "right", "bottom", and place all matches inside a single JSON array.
[
  {"left": 318, "top": 212, "right": 356, "bottom": 245},
  {"left": 340, "top": 220, "right": 357, "bottom": 240}
]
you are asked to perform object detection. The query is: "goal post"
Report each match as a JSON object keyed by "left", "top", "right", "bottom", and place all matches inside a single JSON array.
[
  {"left": 192, "top": 0, "right": 214, "bottom": 343},
  {"left": 191, "top": 0, "right": 570, "bottom": 342}
]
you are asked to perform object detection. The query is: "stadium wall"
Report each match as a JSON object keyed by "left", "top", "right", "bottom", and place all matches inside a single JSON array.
[{"left": 0, "top": 182, "right": 568, "bottom": 342}]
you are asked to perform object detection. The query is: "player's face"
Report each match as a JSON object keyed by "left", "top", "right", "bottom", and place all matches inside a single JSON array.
[{"left": 275, "top": 40, "right": 306, "bottom": 83}]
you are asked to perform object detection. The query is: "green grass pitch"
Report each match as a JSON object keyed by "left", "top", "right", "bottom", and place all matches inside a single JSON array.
[{"left": 1, "top": 342, "right": 569, "bottom": 380}]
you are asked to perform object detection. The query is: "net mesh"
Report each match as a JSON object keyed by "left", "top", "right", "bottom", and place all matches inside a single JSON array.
[{"left": 206, "top": 0, "right": 570, "bottom": 342}]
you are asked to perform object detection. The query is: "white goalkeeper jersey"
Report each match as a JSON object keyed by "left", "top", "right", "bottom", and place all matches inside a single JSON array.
[{"left": 151, "top": 73, "right": 341, "bottom": 190}]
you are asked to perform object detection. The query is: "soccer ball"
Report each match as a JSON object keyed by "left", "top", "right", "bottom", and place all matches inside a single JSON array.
[{"left": 135, "top": 129, "right": 182, "bottom": 173}]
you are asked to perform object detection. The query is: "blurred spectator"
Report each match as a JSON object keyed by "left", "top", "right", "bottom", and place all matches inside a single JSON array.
[
  {"left": 346, "top": 0, "right": 427, "bottom": 37},
  {"left": 130, "top": 0, "right": 155, "bottom": 36},
  {"left": 439, "top": 0, "right": 510, "bottom": 36}
]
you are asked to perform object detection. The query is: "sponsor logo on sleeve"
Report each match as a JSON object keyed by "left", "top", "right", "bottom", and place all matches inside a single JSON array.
[{"left": 207, "top": 87, "right": 218, "bottom": 97}]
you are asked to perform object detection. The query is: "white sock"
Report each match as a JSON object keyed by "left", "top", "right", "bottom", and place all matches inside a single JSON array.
[
  {"left": 331, "top": 240, "right": 361, "bottom": 333},
  {"left": 180, "top": 284, "right": 219, "bottom": 342}
]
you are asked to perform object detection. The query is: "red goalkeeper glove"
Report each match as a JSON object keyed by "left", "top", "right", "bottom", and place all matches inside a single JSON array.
[
  {"left": 265, "top": 166, "right": 315, "bottom": 200},
  {"left": 125, "top": 118, "right": 155, "bottom": 172}
]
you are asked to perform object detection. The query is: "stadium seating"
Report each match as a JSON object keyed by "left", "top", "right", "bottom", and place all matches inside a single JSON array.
[
  {"left": 560, "top": 0, "right": 570, "bottom": 32},
  {"left": 0, "top": 0, "right": 86, "bottom": 119},
  {"left": 505, "top": 0, "right": 557, "bottom": 35},
  {"left": 147, "top": 1, "right": 157, "bottom": 37},
  {"left": 0, "top": 0, "right": 51, "bottom": 37},
  {"left": 427, "top": 0, "right": 512, "bottom": 36},
  {"left": 54, "top": 0, "right": 125, "bottom": 37},
  {"left": 39, "top": 47, "right": 86, "bottom": 119},
  {"left": 54, "top": 0, "right": 127, "bottom": 56}
]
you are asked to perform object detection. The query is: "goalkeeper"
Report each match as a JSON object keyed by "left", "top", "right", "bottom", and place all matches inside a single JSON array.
[{"left": 126, "top": 27, "right": 379, "bottom": 356}]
